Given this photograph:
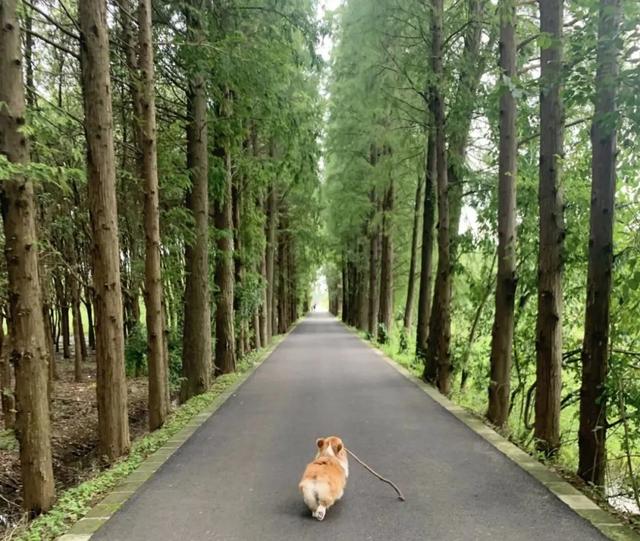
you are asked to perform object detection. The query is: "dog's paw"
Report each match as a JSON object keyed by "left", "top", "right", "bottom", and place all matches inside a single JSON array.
[{"left": 314, "top": 507, "right": 326, "bottom": 521}]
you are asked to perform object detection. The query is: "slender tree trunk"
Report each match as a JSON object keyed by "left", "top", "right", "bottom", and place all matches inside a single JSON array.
[
  {"left": 487, "top": 0, "right": 518, "bottom": 427},
  {"left": 259, "top": 234, "right": 268, "bottom": 346},
  {"left": 84, "top": 291, "right": 95, "bottom": 350},
  {"left": 403, "top": 176, "right": 424, "bottom": 329},
  {"left": 578, "top": 0, "right": 621, "bottom": 487},
  {"left": 341, "top": 259, "right": 349, "bottom": 322},
  {"left": 378, "top": 180, "right": 394, "bottom": 342},
  {"left": 213, "top": 114, "right": 236, "bottom": 375},
  {"left": 79, "top": 0, "right": 130, "bottom": 459},
  {"left": 416, "top": 131, "right": 436, "bottom": 362},
  {"left": 181, "top": 0, "right": 212, "bottom": 401},
  {"left": 132, "top": 0, "right": 169, "bottom": 428},
  {"left": 423, "top": 0, "right": 452, "bottom": 395},
  {"left": 0, "top": 0, "right": 55, "bottom": 511},
  {"left": 71, "top": 282, "right": 84, "bottom": 383},
  {"left": 367, "top": 191, "right": 380, "bottom": 336},
  {"left": 534, "top": 0, "right": 564, "bottom": 456},
  {"left": 265, "top": 183, "right": 277, "bottom": 340},
  {"left": 61, "top": 295, "right": 70, "bottom": 359}
]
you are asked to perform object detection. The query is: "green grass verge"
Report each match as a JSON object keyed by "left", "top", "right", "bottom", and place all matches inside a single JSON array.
[{"left": 12, "top": 340, "right": 281, "bottom": 541}]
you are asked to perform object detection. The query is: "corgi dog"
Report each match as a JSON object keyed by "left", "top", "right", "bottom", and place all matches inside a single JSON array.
[{"left": 299, "top": 436, "right": 349, "bottom": 521}]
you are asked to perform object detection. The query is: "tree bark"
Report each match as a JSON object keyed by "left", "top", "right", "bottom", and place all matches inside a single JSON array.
[
  {"left": 60, "top": 293, "right": 70, "bottom": 359},
  {"left": 416, "top": 131, "right": 436, "bottom": 362},
  {"left": 367, "top": 190, "right": 380, "bottom": 336},
  {"left": 181, "top": 0, "right": 212, "bottom": 401},
  {"left": 265, "top": 183, "right": 278, "bottom": 340},
  {"left": 84, "top": 291, "right": 95, "bottom": 350},
  {"left": 487, "top": 0, "right": 518, "bottom": 427},
  {"left": 71, "top": 281, "right": 85, "bottom": 383},
  {"left": 0, "top": 0, "right": 55, "bottom": 511},
  {"left": 134, "top": 0, "right": 169, "bottom": 429},
  {"left": 403, "top": 176, "right": 424, "bottom": 329},
  {"left": 378, "top": 180, "right": 394, "bottom": 342},
  {"left": 578, "top": 0, "right": 621, "bottom": 487},
  {"left": 423, "top": 0, "right": 452, "bottom": 395},
  {"left": 79, "top": 0, "right": 130, "bottom": 459},
  {"left": 213, "top": 109, "right": 236, "bottom": 375},
  {"left": 534, "top": 0, "right": 564, "bottom": 456}
]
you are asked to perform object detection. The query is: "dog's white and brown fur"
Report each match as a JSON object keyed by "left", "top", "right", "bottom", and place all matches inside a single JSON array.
[{"left": 299, "top": 436, "right": 349, "bottom": 521}]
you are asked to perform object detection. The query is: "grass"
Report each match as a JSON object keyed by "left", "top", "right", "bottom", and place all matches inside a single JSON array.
[{"left": 8, "top": 339, "right": 281, "bottom": 541}]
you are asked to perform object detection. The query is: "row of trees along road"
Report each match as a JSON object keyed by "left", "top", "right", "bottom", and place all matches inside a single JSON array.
[
  {"left": 0, "top": 0, "right": 322, "bottom": 519},
  {"left": 324, "top": 0, "right": 640, "bottom": 506}
]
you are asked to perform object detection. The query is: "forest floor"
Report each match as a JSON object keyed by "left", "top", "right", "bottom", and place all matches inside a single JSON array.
[{"left": 0, "top": 353, "right": 149, "bottom": 535}]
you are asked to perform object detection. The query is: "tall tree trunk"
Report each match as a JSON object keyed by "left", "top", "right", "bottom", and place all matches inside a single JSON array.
[
  {"left": 534, "top": 0, "right": 564, "bottom": 456},
  {"left": 403, "top": 176, "right": 424, "bottom": 329},
  {"left": 232, "top": 173, "right": 245, "bottom": 358},
  {"left": 423, "top": 0, "right": 452, "bottom": 395},
  {"left": 181, "top": 0, "right": 212, "bottom": 402},
  {"left": 71, "top": 281, "right": 85, "bottom": 383},
  {"left": 84, "top": 291, "right": 96, "bottom": 350},
  {"left": 487, "top": 0, "right": 518, "bottom": 427},
  {"left": 367, "top": 191, "right": 380, "bottom": 336},
  {"left": 0, "top": 0, "right": 55, "bottom": 511},
  {"left": 578, "top": 0, "right": 622, "bottom": 487},
  {"left": 416, "top": 131, "right": 436, "bottom": 362},
  {"left": 341, "top": 259, "right": 349, "bottom": 322},
  {"left": 133, "top": 0, "right": 169, "bottom": 429},
  {"left": 265, "top": 183, "right": 277, "bottom": 340},
  {"left": 79, "top": 0, "right": 130, "bottom": 459},
  {"left": 259, "top": 228, "right": 268, "bottom": 346},
  {"left": 213, "top": 115, "right": 236, "bottom": 375},
  {"left": 60, "top": 292, "right": 70, "bottom": 359},
  {"left": 0, "top": 313, "right": 16, "bottom": 430},
  {"left": 378, "top": 180, "right": 394, "bottom": 342}
]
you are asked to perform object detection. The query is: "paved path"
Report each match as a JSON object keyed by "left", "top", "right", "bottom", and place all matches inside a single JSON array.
[{"left": 94, "top": 313, "right": 606, "bottom": 540}]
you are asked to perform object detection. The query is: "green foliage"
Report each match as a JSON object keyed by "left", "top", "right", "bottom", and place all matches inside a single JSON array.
[{"left": 124, "top": 324, "right": 148, "bottom": 378}]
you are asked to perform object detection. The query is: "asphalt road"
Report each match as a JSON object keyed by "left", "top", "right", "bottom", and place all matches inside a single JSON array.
[{"left": 93, "top": 313, "right": 606, "bottom": 541}]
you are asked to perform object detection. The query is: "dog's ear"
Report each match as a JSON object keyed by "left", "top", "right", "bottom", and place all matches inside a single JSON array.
[
  {"left": 316, "top": 438, "right": 325, "bottom": 449},
  {"left": 335, "top": 442, "right": 343, "bottom": 453}
]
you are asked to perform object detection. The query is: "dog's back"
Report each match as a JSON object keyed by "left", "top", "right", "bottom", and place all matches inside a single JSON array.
[{"left": 299, "top": 436, "right": 348, "bottom": 521}]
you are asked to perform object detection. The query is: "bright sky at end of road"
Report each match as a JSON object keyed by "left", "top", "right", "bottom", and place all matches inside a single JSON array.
[{"left": 316, "top": 0, "right": 343, "bottom": 62}]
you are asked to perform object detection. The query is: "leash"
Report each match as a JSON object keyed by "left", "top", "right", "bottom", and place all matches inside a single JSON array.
[{"left": 345, "top": 448, "right": 406, "bottom": 501}]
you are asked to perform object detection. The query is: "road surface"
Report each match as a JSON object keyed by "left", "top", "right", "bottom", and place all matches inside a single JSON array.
[{"left": 93, "top": 313, "right": 606, "bottom": 540}]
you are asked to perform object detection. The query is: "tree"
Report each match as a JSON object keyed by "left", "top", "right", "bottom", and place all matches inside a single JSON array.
[
  {"left": 416, "top": 132, "right": 436, "bottom": 362},
  {"left": 137, "top": 0, "right": 169, "bottom": 429},
  {"left": 403, "top": 176, "right": 423, "bottom": 329},
  {"left": 578, "top": 0, "right": 622, "bottom": 487},
  {"left": 487, "top": 0, "right": 518, "bottom": 427},
  {"left": 378, "top": 179, "right": 394, "bottom": 341},
  {"left": 0, "top": 0, "right": 55, "bottom": 512},
  {"left": 79, "top": 0, "right": 130, "bottom": 459},
  {"left": 534, "top": 0, "right": 564, "bottom": 456},
  {"left": 423, "top": 0, "right": 453, "bottom": 395},
  {"left": 181, "top": 0, "right": 212, "bottom": 401},
  {"left": 213, "top": 94, "right": 237, "bottom": 375}
]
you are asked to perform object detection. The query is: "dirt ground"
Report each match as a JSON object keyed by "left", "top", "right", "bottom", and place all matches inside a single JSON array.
[{"left": 0, "top": 354, "right": 149, "bottom": 533}]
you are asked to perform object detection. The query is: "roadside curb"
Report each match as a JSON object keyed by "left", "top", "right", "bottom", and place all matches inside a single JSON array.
[
  {"left": 57, "top": 321, "right": 301, "bottom": 541},
  {"left": 340, "top": 320, "right": 640, "bottom": 541}
]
